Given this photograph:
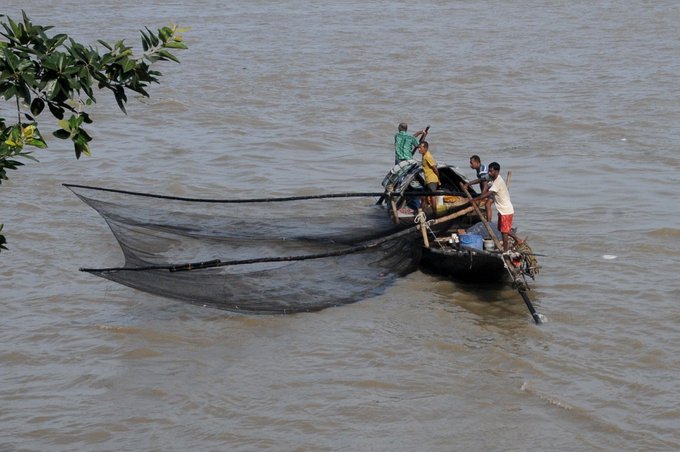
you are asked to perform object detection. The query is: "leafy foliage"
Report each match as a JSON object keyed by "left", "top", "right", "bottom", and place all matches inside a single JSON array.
[{"left": 0, "top": 11, "right": 188, "bottom": 252}]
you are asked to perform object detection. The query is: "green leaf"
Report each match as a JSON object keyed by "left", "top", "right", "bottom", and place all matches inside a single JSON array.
[
  {"left": 52, "top": 129, "right": 70, "bottom": 139},
  {"left": 44, "top": 79, "right": 58, "bottom": 98},
  {"left": 47, "top": 102, "right": 65, "bottom": 119},
  {"left": 80, "top": 112, "right": 93, "bottom": 124},
  {"left": 42, "top": 53, "right": 59, "bottom": 71},
  {"left": 30, "top": 97, "right": 45, "bottom": 116},
  {"left": 76, "top": 127, "right": 92, "bottom": 142},
  {"left": 73, "top": 140, "right": 89, "bottom": 159},
  {"left": 6, "top": 125, "right": 22, "bottom": 146},
  {"left": 68, "top": 113, "right": 84, "bottom": 129},
  {"left": 158, "top": 26, "right": 171, "bottom": 42},
  {"left": 145, "top": 28, "right": 159, "bottom": 47},
  {"left": 49, "top": 33, "right": 68, "bottom": 49},
  {"left": 0, "top": 85, "right": 16, "bottom": 101},
  {"left": 25, "top": 136, "right": 47, "bottom": 148},
  {"left": 122, "top": 58, "right": 137, "bottom": 73},
  {"left": 165, "top": 41, "right": 187, "bottom": 50},
  {"left": 96, "top": 39, "right": 112, "bottom": 50},
  {"left": 21, "top": 72, "right": 36, "bottom": 87},
  {"left": 17, "top": 82, "right": 31, "bottom": 104},
  {"left": 140, "top": 31, "right": 150, "bottom": 52},
  {"left": 113, "top": 86, "right": 127, "bottom": 113},
  {"left": 1, "top": 159, "right": 25, "bottom": 170},
  {"left": 158, "top": 49, "right": 179, "bottom": 63},
  {"left": 80, "top": 79, "right": 94, "bottom": 100}
]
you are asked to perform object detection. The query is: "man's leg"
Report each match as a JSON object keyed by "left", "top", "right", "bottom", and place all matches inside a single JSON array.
[
  {"left": 498, "top": 213, "right": 512, "bottom": 251},
  {"left": 507, "top": 229, "right": 524, "bottom": 247}
]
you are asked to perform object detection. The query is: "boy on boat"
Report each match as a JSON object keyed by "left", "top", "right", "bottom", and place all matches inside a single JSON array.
[
  {"left": 467, "top": 155, "right": 490, "bottom": 194},
  {"left": 417, "top": 141, "right": 440, "bottom": 211},
  {"left": 467, "top": 154, "right": 493, "bottom": 221}
]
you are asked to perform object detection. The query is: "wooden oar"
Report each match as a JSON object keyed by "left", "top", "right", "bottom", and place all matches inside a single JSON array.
[
  {"left": 410, "top": 125, "right": 430, "bottom": 157},
  {"left": 460, "top": 184, "right": 541, "bottom": 324}
]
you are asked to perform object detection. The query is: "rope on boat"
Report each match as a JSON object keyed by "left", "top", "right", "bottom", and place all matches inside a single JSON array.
[{"left": 414, "top": 210, "right": 445, "bottom": 250}]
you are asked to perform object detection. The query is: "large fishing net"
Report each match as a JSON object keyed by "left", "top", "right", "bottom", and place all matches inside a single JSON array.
[{"left": 65, "top": 184, "right": 421, "bottom": 313}]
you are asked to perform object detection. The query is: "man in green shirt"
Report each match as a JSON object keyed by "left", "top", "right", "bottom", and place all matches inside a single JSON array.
[{"left": 394, "top": 122, "right": 427, "bottom": 164}]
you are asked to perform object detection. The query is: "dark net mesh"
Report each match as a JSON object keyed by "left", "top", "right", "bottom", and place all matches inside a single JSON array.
[{"left": 66, "top": 185, "right": 421, "bottom": 313}]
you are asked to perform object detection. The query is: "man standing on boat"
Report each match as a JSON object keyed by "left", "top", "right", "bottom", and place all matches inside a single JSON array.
[
  {"left": 418, "top": 141, "right": 440, "bottom": 210},
  {"left": 394, "top": 122, "right": 427, "bottom": 165},
  {"left": 467, "top": 154, "right": 493, "bottom": 221},
  {"left": 465, "top": 161, "right": 522, "bottom": 252}
]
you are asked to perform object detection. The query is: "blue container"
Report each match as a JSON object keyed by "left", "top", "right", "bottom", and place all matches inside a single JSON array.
[{"left": 459, "top": 233, "right": 483, "bottom": 250}]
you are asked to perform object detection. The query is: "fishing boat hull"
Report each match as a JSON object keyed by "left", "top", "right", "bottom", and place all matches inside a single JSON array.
[
  {"left": 420, "top": 245, "right": 508, "bottom": 281},
  {"left": 419, "top": 225, "right": 539, "bottom": 284}
]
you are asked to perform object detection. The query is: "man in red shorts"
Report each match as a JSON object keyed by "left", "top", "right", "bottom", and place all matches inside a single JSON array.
[{"left": 467, "top": 161, "right": 522, "bottom": 252}]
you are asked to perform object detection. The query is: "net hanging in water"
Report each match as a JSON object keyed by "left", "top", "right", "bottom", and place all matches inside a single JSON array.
[{"left": 65, "top": 184, "right": 421, "bottom": 313}]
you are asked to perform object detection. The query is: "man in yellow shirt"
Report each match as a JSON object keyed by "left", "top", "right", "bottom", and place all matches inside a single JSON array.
[{"left": 417, "top": 141, "right": 439, "bottom": 210}]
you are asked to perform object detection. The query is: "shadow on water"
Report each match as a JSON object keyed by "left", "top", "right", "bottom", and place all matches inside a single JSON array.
[{"left": 421, "top": 267, "right": 542, "bottom": 326}]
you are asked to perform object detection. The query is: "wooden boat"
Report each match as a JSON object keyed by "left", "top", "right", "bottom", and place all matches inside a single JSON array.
[
  {"left": 377, "top": 162, "right": 541, "bottom": 323},
  {"left": 379, "top": 161, "right": 538, "bottom": 282}
]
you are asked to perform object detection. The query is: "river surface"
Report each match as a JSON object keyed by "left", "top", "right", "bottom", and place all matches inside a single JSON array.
[{"left": 2, "top": 1, "right": 680, "bottom": 450}]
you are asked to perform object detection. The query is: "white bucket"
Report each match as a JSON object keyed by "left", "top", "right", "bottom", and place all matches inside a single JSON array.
[
  {"left": 483, "top": 239, "right": 496, "bottom": 250},
  {"left": 436, "top": 195, "right": 444, "bottom": 206}
]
